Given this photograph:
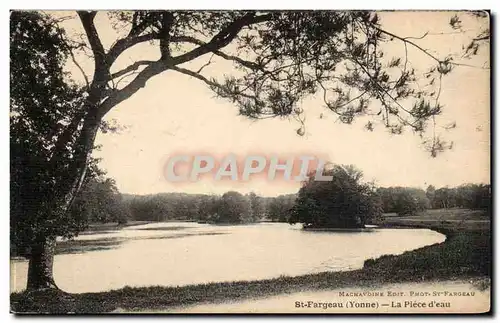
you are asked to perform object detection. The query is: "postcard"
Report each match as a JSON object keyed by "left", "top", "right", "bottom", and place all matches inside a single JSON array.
[{"left": 10, "top": 9, "right": 491, "bottom": 314}]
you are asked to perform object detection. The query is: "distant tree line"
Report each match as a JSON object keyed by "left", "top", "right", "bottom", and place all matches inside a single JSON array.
[
  {"left": 70, "top": 166, "right": 490, "bottom": 227},
  {"left": 70, "top": 181, "right": 300, "bottom": 225},
  {"left": 376, "top": 184, "right": 491, "bottom": 216},
  {"left": 376, "top": 187, "right": 430, "bottom": 216},
  {"left": 425, "top": 184, "right": 491, "bottom": 210},
  {"left": 123, "top": 191, "right": 297, "bottom": 224}
]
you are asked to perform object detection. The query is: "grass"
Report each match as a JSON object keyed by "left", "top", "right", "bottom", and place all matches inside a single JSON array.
[{"left": 11, "top": 209, "right": 491, "bottom": 314}]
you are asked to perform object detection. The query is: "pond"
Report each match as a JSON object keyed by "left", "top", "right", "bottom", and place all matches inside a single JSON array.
[{"left": 10, "top": 222, "right": 445, "bottom": 294}]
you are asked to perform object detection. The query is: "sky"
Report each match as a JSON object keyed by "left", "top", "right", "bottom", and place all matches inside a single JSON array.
[{"left": 58, "top": 11, "right": 490, "bottom": 196}]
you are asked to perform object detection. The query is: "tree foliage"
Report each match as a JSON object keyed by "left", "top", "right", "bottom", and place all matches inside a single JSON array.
[
  {"left": 10, "top": 11, "right": 92, "bottom": 250},
  {"left": 376, "top": 184, "right": 491, "bottom": 216},
  {"left": 10, "top": 11, "right": 127, "bottom": 250},
  {"left": 69, "top": 176, "right": 129, "bottom": 225},
  {"left": 128, "top": 192, "right": 208, "bottom": 222},
  {"left": 377, "top": 187, "right": 430, "bottom": 216},
  {"left": 267, "top": 194, "right": 297, "bottom": 222},
  {"left": 57, "top": 10, "right": 488, "bottom": 160},
  {"left": 246, "top": 192, "right": 266, "bottom": 222},
  {"left": 123, "top": 191, "right": 295, "bottom": 224},
  {"left": 213, "top": 191, "right": 253, "bottom": 224},
  {"left": 289, "top": 164, "right": 382, "bottom": 228},
  {"left": 428, "top": 184, "right": 491, "bottom": 211}
]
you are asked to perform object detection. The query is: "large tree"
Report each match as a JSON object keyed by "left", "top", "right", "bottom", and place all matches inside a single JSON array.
[
  {"left": 290, "top": 164, "right": 382, "bottom": 228},
  {"left": 11, "top": 12, "right": 88, "bottom": 289},
  {"left": 10, "top": 10, "right": 488, "bottom": 290}
]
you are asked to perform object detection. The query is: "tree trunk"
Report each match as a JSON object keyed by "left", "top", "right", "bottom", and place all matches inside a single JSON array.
[
  {"left": 23, "top": 115, "right": 99, "bottom": 292},
  {"left": 26, "top": 236, "right": 58, "bottom": 290}
]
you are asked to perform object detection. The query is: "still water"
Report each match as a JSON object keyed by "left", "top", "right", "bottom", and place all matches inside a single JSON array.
[{"left": 11, "top": 222, "right": 445, "bottom": 293}]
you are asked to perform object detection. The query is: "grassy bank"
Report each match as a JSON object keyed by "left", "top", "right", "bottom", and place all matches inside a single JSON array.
[{"left": 11, "top": 209, "right": 491, "bottom": 314}]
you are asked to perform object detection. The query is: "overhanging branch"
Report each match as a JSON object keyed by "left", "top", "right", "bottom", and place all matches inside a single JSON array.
[
  {"left": 108, "top": 33, "right": 159, "bottom": 64},
  {"left": 99, "top": 60, "right": 170, "bottom": 116},
  {"left": 110, "top": 60, "right": 155, "bottom": 79},
  {"left": 170, "top": 66, "right": 218, "bottom": 88},
  {"left": 172, "top": 13, "right": 272, "bottom": 65},
  {"left": 172, "top": 35, "right": 262, "bottom": 70}
]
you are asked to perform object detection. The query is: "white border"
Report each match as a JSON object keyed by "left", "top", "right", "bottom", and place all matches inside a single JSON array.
[
  {"left": 2, "top": 0, "right": 500, "bottom": 10},
  {"left": 2, "top": 1, "right": 498, "bottom": 322}
]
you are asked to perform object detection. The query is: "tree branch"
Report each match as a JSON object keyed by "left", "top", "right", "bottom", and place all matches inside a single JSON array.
[
  {"left": 110, "top": 60, "right": 155, "bottom": 79},
  {"left": 361, "top": 21, "right": 441, "bottom": 64},
  {"left": 350, "top": 57, "right": 415, "bottom": 117},
  {"left": 100, "top": 12, "right": 275, "bottom": 117},
  {"left": 172, "top": 35, "right": 262, "bottom": 70},
  {"left": 196, "top": 54, "right": 214, "bottom": 74},
  {"left": 170, "top": 66, "right": 219, "bottom": 88},
  {"left": 99, "top": 60, "right": 170, "bottom": 116},
  {"left": 77, "top": 11, "right": 108, "bottom": 70},
  {"left": 159, "top": 12, "right": 174, "bottom": 59},
  {"left": 69, "top": 49, "right": 90, "bottom": 89},
  {"left": 366, "top": 22, "right": 489, "bottom": 70},
  {"left": 108, "top": 33, "right": 159, "bottom": 64},
  {"left": 172, "top": 13, "right": 272, "bottom": 65},
  {"left": 106, "top": 12, "right": 273, "bottom": 68},
  {"left": 127, "top": 11, "right": 149, "bottom": 37}
]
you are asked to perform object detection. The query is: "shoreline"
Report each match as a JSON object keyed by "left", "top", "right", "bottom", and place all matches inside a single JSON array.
[{"left": 11, "top": 215, "right": 491, "bottom": 313}]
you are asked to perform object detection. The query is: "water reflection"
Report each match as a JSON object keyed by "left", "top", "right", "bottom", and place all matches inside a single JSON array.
[
  {"left": 56, "top": 238, "right": 123, "bottom": 255},
  {"left": 55, "top": 231, "right": 229, "bottom": 255}
]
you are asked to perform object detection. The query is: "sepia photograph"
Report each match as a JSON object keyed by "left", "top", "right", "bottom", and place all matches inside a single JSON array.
[{"left": 9, "top": 6, "right": 491, "bottom": 314}]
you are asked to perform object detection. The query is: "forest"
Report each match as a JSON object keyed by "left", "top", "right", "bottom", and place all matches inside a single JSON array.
[{"left": 70, "top": 164, "right": 491, "bottom": 227}]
